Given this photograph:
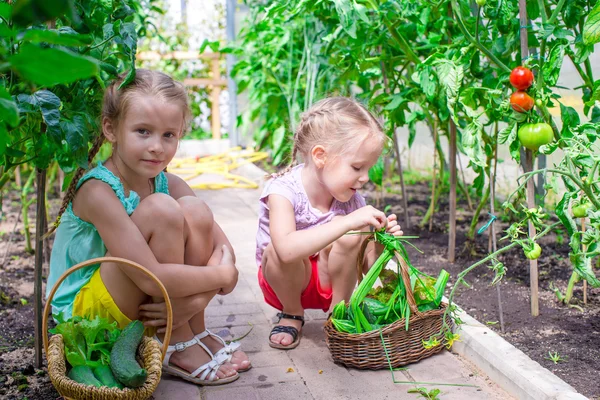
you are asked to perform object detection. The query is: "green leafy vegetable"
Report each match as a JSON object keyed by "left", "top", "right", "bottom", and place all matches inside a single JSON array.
[{"left": 49, "top": 313, "right": 121, "bottom": 368}]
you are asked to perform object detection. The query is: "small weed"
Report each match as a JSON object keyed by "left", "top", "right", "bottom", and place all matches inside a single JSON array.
[
  {"left": 408, "top": 387, "right": 441, "bottom": 400},
  {"left": 545, "top": 351, "right": 566, "bottom": 364}
]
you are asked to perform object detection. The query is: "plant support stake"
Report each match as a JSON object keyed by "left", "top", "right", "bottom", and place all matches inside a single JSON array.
[
  {"left": 489, "top": 171, "right": 505, "bottom": 333},
  {"left": 34, "top": 168, "right": 47, "bottom": 367},
  {"left": 518, "top": 0, "right": 539, "bottom": 317}
]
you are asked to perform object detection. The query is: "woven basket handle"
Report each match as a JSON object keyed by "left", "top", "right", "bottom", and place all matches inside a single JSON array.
[
  {"left": 356, "top": 236, "right": 420, "bottom": 315},
  {"left": 42, "top": 256, "right": 173, "bottom": 361}
]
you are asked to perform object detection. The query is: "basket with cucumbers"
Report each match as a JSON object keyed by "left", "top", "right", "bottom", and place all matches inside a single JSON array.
[
  {"left": 43, "top": 257, "right": 173, "bottom": 399},
  {"left": 324, "top": 231, "right": 453, "bottom": 369}
]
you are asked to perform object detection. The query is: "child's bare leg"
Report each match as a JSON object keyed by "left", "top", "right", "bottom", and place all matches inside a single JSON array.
[
  {"left": 318, "top": 221, "right": 366, "bottom": 309},
  {"left": 177, "top": 196, "right": 250, "bottom": 370},
  {"left": 261, "top": 243, "right": 311, "bottom": 346},
  {"left": 100, "top": 193, "right": 236, "bottom": 379}
]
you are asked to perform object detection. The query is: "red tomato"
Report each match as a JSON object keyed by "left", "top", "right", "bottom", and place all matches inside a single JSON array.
[
  {"left": 510, "top": 91, "right": 534, "bottom": 112},
  {"left": 509, "top": 67, "right": 534, "bottom": 90}
]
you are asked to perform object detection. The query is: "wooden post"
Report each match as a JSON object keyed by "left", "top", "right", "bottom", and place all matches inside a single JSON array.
[
  {"left": 490, "top": 170, "right": 505, "bottom": 333},
  {"left": 211, "top": 57, "right": 221, "bottom": 140},
  {"left": 34, "top": 168, "right": 47, "bottom": 367},
  {"left": 518, "top": 0, "right": 539, "bottom": 317},
  {"left": 582, "top": 218, "right": 587, "bottom": 304},
  {"left": 448, "top": 120, "right": 457, "bottom": 262}
]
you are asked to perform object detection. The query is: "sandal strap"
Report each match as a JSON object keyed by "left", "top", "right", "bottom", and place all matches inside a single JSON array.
[
  {"left": 195, "top": 330, "right": 241, "bottom": 362},
  {"left": 276, "top": 312, "right": 305, "bottom": 326},
  {"left": 189, "top": 358, "right": 221, "bottom": 381},
  {"left": 154, "top": 336, "right": 201, "bottom": 367},
  {"left": 270, "top": 325, "right": 299, "bottom": 342}
]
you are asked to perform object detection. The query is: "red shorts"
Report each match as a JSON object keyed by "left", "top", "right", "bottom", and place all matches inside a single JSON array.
[{"left": 258, "top": 255, "right": 333, "bottom": 312}]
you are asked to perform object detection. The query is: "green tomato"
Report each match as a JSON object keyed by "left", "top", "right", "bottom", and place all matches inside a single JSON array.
[
  {"left": 572, "top": 202, "right": 592, "bottom": 218},
  {"left": 524, "top": 243, "right": 542, "bottom": 260},
  {"left": 476, "top": 0, "right": 486, "bottom": 6},
  {"left": 517, "top": 122, "right": 554, "bottom": 151}
]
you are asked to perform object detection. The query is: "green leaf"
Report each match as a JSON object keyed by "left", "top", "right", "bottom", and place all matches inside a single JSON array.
[
  {"left": 16, "top": 90, "right": 61, "bottom": 141},
  {"left": 526, "top": 0, "right": 540, "bottom": 20},
  {"left": 560, "top": 103, "right": 580, "bottom": 129},
  {"left": 419, "top": 67, "right": 437, "bottom": 101},
  {"left": 461, "top": 122, "right": 486, "bottom": 167},
  {"left": 353, "top": 1, "right": 370, "bottom": 23},
  {"left": 9, "top": 44, "right": 99, "bottom": 87},
  {"left": 369, "top": 156, "right": 384, "bottom": 186},
  {"left": 585, "top": 80, "right": 600, "bottom": 107},
  {"left": 384, "top": 94, "right": 405, "bottom": 111},
  {"left": 498, "top": 122, "right": 517, "bottom": 144},
  {"left": 542, "top": 44, "right": 565, "bottom": 87},
  {"left": 0, "top": 3, "right": 11, "bottom": 21},
  {"left": 11, "top": 0, "right": 72, "bottom": 27},
  {"left": 22, "top": 27, "right": 93, "bottom": 46},
  {"left": 333, "top": 0, "right": 357, "bottom": 39},
  {"left": 433, "top": 59, "right": 463, "bottom": 119},
  {"left": 0, "top": 123, "right": 8, "bottom": 156},
  {"left": 0, "top": 86, "right": 19, "bottom": 127},
  {"left": 583, "top": 1, "right": 600, "bottom": 45}
]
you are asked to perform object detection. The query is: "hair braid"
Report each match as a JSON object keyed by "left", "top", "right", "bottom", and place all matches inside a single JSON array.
[{"left": 43, "top": 134, "right": 105, "bottom": 238}]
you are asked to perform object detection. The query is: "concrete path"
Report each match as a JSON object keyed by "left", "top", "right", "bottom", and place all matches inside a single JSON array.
[{"left": 153, "top": 186, "right": 512, "bottom": 400}]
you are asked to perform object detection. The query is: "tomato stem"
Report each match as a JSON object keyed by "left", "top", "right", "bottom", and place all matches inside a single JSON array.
[
  {"left": 548, "top": 0, "right": 567, "bottom": 25},
  {"left": 450, "top": 0, "right": 511, "bottom": 74}
]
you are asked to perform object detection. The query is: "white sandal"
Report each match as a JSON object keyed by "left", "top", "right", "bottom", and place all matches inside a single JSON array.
[
  {"left": 195, "top": 330, "right": 252, "bottom": 372},
  {"left": 153, "top": 336, "right": 239, "bottom": 386}
]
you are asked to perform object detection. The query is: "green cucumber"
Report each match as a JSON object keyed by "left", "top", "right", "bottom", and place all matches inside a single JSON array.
[
  {"left": 93, "top": 364, "right": 123, "bottom": 389},
  {"left": 68, "top": 365, "right": 103, "bottom": 387},
  {"left": 110, "top": 320, "right": 147, "bottom": 388}
]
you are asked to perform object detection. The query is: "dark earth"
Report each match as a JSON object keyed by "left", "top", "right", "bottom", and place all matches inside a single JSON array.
[{"left": 0, "top": 174, "right": 599, "bottom": 399}]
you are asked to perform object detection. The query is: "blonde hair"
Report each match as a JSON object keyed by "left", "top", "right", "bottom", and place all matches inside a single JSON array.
[
  {"left": 274, "top": 97, "right": 385, "bottom": 178},
  {"left": 45, "top": 69, "right": 191, "bottom": 237}
]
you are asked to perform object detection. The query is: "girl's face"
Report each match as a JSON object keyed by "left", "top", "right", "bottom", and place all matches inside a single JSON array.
[
  {"left": 105, "top": 95, "right": 183, "bottom": 179},
  {"left": 320, "top": 132, "right": 383, "bottom": 203}
]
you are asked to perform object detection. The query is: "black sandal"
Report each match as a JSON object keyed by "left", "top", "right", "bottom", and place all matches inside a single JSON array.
[{"left": 269, "top": 312, "right": 305, "bottom": 350}]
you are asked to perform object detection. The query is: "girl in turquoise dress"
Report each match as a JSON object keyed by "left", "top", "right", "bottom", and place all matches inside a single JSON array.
[{"left": 46, "top": 69, "right": 250, "bottom": 386}]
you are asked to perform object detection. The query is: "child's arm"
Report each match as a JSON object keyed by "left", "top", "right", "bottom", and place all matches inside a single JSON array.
[
  {"left": 268, "top": 194, "right": 387, "bottom": 264},
  {"left": 166, "top": 173, "right": 235, "bottom": 263},
  {"left": 75, "top": 180, "right": 236, "bottom": 298}
]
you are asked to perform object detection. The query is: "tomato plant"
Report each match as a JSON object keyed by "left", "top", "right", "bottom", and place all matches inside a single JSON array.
[
  {"left": 517, "top": 123, "right": 554, "bottom": 151},
  {"left": 509, "top": 67, "right": 534, "bottom": 90},
  {"left": 510, "top": 91, "right": 534, "bottom": 113}
]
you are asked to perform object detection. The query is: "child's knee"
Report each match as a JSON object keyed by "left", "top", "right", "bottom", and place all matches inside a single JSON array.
[
  {"left": 178, "top": 196, "right": 214, "bottom": 233},
  {"left": 138, "top": 193, "right": 185, "bottom": 229},
  {"left": 335, "top": 230, "right": 364, "bottom": 251}
]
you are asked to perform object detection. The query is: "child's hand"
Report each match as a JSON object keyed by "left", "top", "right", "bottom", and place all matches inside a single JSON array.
[
  {"left": 345, "top": 205, "right": 387, "bottom": 232},
  {"left": 385, "top": 214, "right": 403, "bottom": 237},
  {"left": 219, "top": 245, "right": 238, "bottom": 295},
  {"left": 139, "top": 297, "right": 203, "bottom": 333}
]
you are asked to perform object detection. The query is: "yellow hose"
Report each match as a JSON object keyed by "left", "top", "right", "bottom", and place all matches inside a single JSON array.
[{"left": 167, "top": 147, "right": 268, "bottom": 189}]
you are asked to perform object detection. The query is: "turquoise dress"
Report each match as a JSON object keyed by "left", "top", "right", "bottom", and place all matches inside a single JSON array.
[{"left": 45, "top": 162, "right": 170, "bottom": 319}]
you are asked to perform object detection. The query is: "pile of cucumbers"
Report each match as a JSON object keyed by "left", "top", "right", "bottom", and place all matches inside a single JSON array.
[{"left": 66, "top": 320, "right": 148, "bottom": 389}]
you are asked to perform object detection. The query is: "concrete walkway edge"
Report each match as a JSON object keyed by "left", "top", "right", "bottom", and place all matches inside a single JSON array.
[{"left": 236, "top": 161, "right": 587, "bottom": 400}]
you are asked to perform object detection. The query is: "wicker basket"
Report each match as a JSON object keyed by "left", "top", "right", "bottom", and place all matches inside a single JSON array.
[
  {"left": 43, "top": 257, "right": 173, "bottom": 400},
  {"left": 324, "top": 236, "right": 451, "bottom": 369}
]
